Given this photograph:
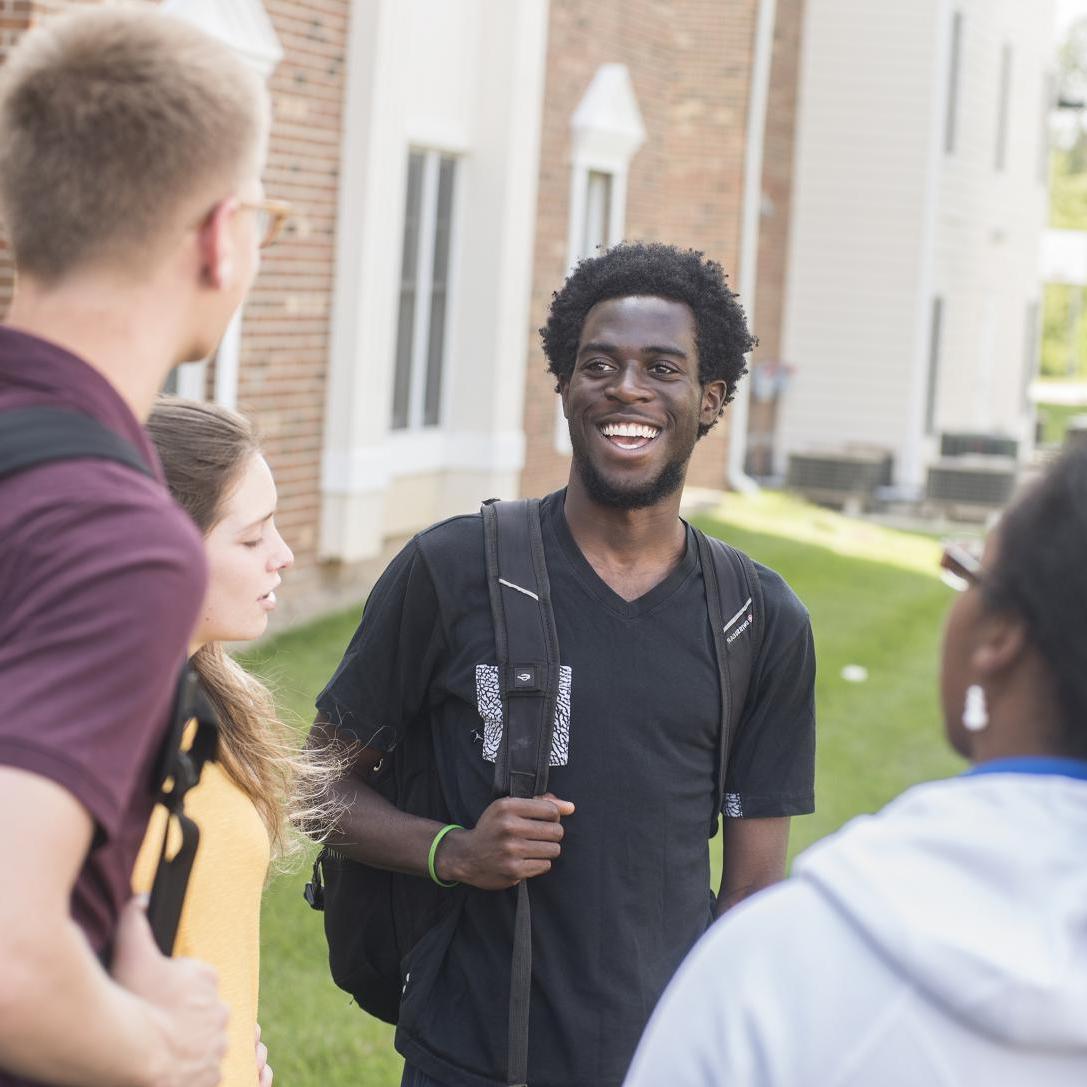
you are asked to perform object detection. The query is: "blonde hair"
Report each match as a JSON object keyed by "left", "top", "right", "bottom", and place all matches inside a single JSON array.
[
  {"left": 148, "top": 396, "right": 337, "bottom": 861},
  {"left": 0, "top": 8, "right": 267, "bottom": 282}
]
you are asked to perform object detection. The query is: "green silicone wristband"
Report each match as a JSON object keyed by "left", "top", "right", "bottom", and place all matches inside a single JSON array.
[{"left": 427, "top": 823, "right": 463, "bottom": 887}]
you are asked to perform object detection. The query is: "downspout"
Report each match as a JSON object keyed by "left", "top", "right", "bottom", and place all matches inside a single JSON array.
[{"left": 728, "top": 0, "right": 778, "bottom": 493}]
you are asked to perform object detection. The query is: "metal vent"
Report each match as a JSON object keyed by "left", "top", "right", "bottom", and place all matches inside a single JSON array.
[
  {"left": 926, "top": 457, "right": 1017, "bottom": 507},
  {"left": 939, "top": 432, "right": 1018, "bottom": 459},
  {"left": 786, "top": 448, "right": 892, "bottom": 509}
]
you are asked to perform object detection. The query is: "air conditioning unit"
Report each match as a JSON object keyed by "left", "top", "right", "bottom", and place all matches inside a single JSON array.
[
  {"left": 786, "top": 447, "right": 893, "bottom": 511},
  {"left": 939, "top": 432, "right": 1018, "bottom": 459},
  {"left": 925, "top": 456, "right": 1017, "bottom": 511}
]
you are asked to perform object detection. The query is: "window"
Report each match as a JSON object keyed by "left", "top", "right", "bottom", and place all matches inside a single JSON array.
[
  {"left": 925, "top": 298, "right": 944, "bottom": 435},
  {"left": 1022, "top": 300, "right": 1039, "bottom": 409},
  {"left": 944, "top": 12, "right": 963, "bottom": 154},
  {"left": 392, "top": 149, "right": 457, "bottom": 430},
  {"left": 995, "top": 44, "right": 1012, "bottom": 171},
  {"left": 1039, "top": 73, "right": 1054, "bottom": 186},
  {"left": 555, "top": 65, "right": 645, "bottom": 451},
  {"left": 580, "top": 171, "right": 613, "bottom": 259}
]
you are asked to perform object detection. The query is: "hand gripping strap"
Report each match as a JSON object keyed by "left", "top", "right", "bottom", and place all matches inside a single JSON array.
[
  {"left": 480, "top": 498, "right": 561, "bottom": 1086},
  {"left": 146, "top": 663, "right": 219, "bottom": 955},
  {"left": 693, "top": 529, "right": 765, "bottom": 836}
]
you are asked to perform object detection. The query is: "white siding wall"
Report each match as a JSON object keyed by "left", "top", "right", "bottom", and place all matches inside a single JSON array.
[
  {"left": 932, "top": 0, "right": 1051, "bottom": 454},
  {"left": 779, "top": 0, "right": 1051, "bottom": 489},
  {"left": 320, "top": 0, "right": 549, "bottom": 561}
]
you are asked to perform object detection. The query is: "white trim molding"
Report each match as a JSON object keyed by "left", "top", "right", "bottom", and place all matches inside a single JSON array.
[
  {"left": 556, "top": 64, "right": 646, "bottom": 452},
  {"left": 160, "top": 0, "right": 284, "bottom": 78}
]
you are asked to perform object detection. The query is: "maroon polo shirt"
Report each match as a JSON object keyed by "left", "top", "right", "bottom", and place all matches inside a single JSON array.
[{"left": 0, "top": 326, "right": 207, "bottom": 967}]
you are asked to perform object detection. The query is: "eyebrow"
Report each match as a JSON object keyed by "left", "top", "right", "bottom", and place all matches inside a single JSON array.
[
  {"left": 239, "top": 511, "right": 275, "bottom": 532},
  {"left": 579, "top": 340, "right": 688, "bottom": 359}
]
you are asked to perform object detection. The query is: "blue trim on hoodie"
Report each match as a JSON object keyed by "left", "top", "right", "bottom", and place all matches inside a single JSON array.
[{"left": 965, "top": 756, "right": 1087, "bottom": 782}]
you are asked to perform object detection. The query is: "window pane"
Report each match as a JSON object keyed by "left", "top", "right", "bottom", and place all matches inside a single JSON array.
[
  {"left": 995, "top": 44, "right": 1012, "bottom": 171},
  {"left": 925, "top": 298, "right": 944, "bottom": 434},
  {"left": 583, "top": 170, "right": 612, "bottom": 257},
  {"left": 392, "top": 151, "right": 425, "bottom": 430},
  {"left": 945, "top": 12, "right": 963, "bottom": 154},
  {"left": 424, "top": 156, "right": 456, "bottom": 427}
]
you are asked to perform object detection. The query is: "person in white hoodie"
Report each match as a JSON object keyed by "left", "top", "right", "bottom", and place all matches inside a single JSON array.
[{"left": 625, "top": 444, "right": 1087, "bottom": 1087}]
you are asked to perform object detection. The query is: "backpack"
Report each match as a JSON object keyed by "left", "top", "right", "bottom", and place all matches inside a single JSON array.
[
  {"left": 0, "top": 405, "right": 219, "bottom": 956},
  {"left": 304, "top": 496, "right": 764, "bottom": 1085}
]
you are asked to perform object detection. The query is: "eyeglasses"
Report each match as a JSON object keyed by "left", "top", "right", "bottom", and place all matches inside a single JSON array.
[
  {"left": 940, "top": 542, "right": 985, "bottom": 592},
  {"left": 237, "top": 198, "right": 292, "bottom": 249}
]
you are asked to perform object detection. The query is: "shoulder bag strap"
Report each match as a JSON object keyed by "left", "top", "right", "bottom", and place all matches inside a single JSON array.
[
  {"left": 146, "top": 662, "right": 220, "bottom": 955},
  {"left": 481, "top": 497, "right": 561, "bottom": 1087},
  {"left": 693, "top": 527, "right": 765, "bottom": 837},
  {"left": 0, "top": 406, "right": 153, "bottom": 480}
]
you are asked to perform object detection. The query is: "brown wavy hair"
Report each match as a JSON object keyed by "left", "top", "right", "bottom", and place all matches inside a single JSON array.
[{"left": 148, "top": 395, "right": 336, "bottom": 861}]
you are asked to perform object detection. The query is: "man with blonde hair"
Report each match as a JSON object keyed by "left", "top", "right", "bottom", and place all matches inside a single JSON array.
[{"left": 0, "top": 8, "right": 285, "bottom": 1086}]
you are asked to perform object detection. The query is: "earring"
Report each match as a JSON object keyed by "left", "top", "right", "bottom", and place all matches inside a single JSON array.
[{"left": 963, "top": 684, "right": 988, "bottom": 732}]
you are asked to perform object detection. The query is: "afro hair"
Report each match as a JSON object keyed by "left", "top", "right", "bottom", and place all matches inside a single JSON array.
[{"left": 540, "top": 242, "right": 756, "bottom": 436}]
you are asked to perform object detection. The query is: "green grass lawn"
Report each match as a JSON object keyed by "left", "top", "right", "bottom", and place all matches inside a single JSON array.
[{"left": 240, "top": 493, "right": 963, "bottom": 1086}]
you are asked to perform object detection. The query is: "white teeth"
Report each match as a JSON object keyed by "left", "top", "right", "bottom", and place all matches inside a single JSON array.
[
  {"left": 600, "top": 422, "right": 661, "bottom": 439},
  {"left": 262, "top": 590, "right": 276, "bottom": 604}
]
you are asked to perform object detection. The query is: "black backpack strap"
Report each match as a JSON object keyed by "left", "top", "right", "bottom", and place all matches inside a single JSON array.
[
  {"left": 0, "top": 407, "right": 153, "bottom": 480},
  {"left": 481, "top": 497, "right": 560, "bottom": 1087},
  {"left": 1, "top": 406, "right": 214, "bottom": 955},
  {"left": 481, "top": 498, "right": 560, "bottom": 801},
  {"left": 146, "top": 663, "right": 220, "bottom": 955},
  {"left": 693, "top": 527, "right": 765, "bottom": 836}
]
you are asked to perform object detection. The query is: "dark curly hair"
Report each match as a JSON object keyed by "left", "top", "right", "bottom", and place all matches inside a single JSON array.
[
  {"left": 540, "top": 242, "right": 756, "bottom": 436},
  {"left": 982, "top": 444, "right": 1087, "bottom": 758}
]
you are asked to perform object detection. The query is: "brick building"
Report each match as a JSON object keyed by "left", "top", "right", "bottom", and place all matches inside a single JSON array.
[{"left": 0, "top": 0, "right": 804, "bottom": 628}]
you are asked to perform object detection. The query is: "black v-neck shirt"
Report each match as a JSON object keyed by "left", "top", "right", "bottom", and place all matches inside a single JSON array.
[{"left": 318, "top": 490, "right": 815, "bottom": 1087}]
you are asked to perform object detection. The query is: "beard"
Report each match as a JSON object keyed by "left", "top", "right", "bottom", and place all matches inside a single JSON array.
[{"left": 569, "top": 424, "right": 694, "bottom": 510}]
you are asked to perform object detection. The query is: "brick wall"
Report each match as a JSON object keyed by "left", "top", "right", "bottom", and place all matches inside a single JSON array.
[
  {"left": 0, "top": 0, "right": 349, "bottom": 615},
  {"left": 520, "top": 0, "right": 760, "bottom": 499}
]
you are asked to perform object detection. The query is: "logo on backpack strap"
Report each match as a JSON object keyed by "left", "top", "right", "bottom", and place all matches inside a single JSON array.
[{"left": 723, "top": 596, "right": 754, "bottom": 645}]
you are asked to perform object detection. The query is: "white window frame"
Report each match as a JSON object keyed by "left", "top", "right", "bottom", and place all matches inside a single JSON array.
[
  {"left": 555, "top": 64, "right": 646, "bottom": 453},
  {"left": 392, "top": 149, "right": 458, "bottom": 432},
  {"left": 160, "top": 0, "right": 280, "bottom": 408}
]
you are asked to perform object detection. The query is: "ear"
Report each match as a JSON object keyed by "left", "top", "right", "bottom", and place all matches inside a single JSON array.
[
  {"left": 558, "top": 374, "right": 571, "bottom": 419},
  {"left": 699, "top": 379, "right": 728, "bottom": 426},
  {"left": 971, "top": 611, "right": 1029, "bottom": 680},
  {"left": 196, "top": 198, "right": 238, "bottom": 290}
]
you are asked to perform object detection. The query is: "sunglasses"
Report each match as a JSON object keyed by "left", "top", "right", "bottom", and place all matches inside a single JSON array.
[
  {"left": 939, "top": 542, "right": 985, "bottom": 592},
  {"left": 237, "top": 198, "right": 293, "bottom": 249}
]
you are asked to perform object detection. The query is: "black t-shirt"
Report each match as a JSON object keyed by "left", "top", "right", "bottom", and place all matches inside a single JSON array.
[{"left": 317, "top": 490, "right": 815, "bottom": 1087}]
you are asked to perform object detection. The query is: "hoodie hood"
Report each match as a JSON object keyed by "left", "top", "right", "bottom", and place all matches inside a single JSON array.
[{"left": 793, "top": 772, "right": 1087, "bottom": 1049}]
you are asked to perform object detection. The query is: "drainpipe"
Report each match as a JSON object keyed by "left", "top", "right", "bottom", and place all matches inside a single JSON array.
[{"left": 728, "top": 0, "right": 778, "bottom": 494}]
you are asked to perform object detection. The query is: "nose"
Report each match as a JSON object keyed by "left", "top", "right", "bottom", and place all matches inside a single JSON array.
[
  {"left": 606, "top": 361, "right": 652, "bottom": 404},
  {"left": 269, "top": 528, "right": 294, "bottom": 572}
]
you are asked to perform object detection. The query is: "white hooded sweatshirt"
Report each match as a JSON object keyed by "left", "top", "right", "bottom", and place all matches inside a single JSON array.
[{"left": 625, "top": 767, "right": 1087, "bottom": 1087}]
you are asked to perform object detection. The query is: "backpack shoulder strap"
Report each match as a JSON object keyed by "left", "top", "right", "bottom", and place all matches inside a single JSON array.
[
  {"left": 481, "top": 497, "right": 561, "bottom": 801},
  {"left": 692, "top": 525, "right": 765, "bottom": 835},
  {"left": 480, "top": 497, "right": 561, "bottom": 1087},
  {"left": 1, "top": 408, "right": 213, "bottom": 957},
  {"left": 146, "top": 662, "right": 219, "bottom": 955},
  {"left": 0, "top": 407, "right": 153, "bottom": 480}
]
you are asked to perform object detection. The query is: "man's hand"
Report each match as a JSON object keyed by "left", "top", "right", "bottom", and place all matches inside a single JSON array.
[
  {"left": 435, "top": 793, "right": 575, "bottom": 890},
  {"left": 255, "top": 1023, "right": 273, "bottom": 1087},
  {"left": 110, "top": 896, "right": 228, "bottom": 1087}
]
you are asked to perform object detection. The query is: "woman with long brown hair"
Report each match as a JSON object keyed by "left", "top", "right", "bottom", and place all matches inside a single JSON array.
[{"left": 134, "top": 395, "right": 331, "bottom": 1087}]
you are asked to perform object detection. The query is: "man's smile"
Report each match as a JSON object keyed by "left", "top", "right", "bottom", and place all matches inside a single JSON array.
[{"left": 596, "top": 419, "right": 663, "bottom": 452}]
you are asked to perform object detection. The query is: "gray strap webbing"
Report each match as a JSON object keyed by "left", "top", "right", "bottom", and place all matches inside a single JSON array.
[
  {"left": 481, "top": 498, "right": 559, "bottom": 1086},
  {"left": 693, "top": 528, "right": 766, "bottom": 836},
  {"left": 0, "top": 406, "right": 153, "bottom": 480}
]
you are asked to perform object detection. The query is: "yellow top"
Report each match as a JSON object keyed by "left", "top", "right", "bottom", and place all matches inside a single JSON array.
[{"left": 133, "top": 759, "right": 271, "bottom": 1087}]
